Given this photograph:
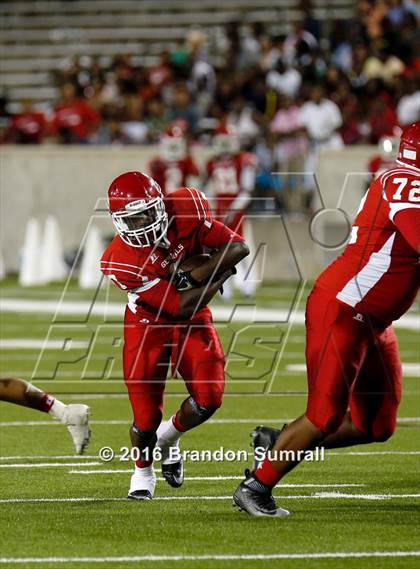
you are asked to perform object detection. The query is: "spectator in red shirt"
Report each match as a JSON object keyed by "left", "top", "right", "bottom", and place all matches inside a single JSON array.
[
  {"left": 367, "top": 88, "right": 398, "bottom": 143},
  {"left": 51, "top": 83, "right": 101, "bottom": 143},
  {"left": 9, "top": 100, "right": 47, "bottom": 144}
]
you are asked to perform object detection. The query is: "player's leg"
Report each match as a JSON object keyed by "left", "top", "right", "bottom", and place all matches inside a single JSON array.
[
  {"left": 156, "top": 322, "right": 225, "bottom": 487},
  {"left": 234, "top": 288, "right": 370, "bottom": 516},
  {"left": 123, "top": 319, "right": 170, "bottom": 500},
  {"left": 318, "top": 411, "right": 368, "bottom": 448},
  {"left": 0, "top": 377, "right": 90, "bottom": 454},
  {"left": 250, "top": 324, "right": 402, "bottom": 458},
  {"left": 348, "top": 325, "right": 402, "bottom": 442},
  {"left": 321, "top": 326, "right": 401, "bottom": 448}
]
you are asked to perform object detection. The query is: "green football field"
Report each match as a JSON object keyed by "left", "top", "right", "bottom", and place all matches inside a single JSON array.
[{"left": 0, "top": 278, "right": 419, "bottom": 569}]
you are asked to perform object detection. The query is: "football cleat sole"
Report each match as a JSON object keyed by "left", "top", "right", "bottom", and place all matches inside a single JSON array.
[
  {"left": 127, "top": 490, "right": 153, "bottom": 501},
  {"left": 161, "top": 459, "right": 184, "bottom": 488}
]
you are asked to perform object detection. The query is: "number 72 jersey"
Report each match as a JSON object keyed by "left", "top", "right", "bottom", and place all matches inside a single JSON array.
[{"left": 316, "top": 165, "right": 420, "bottom": 325}]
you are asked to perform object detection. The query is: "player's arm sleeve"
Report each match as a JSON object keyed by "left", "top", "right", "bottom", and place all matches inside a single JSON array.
[
  {"left": 101, "top": 263, "right": 182, "bottom": 317},
  {"left": 200, "top": 219, "right": 244, "bottom": 249},
  {"left": 393, "top": 208, "right": 420, "bottom": 253}
]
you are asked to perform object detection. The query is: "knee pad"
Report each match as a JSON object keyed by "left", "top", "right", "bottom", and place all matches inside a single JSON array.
[
  {"left": 130, "top": 424, "right": 157, "bottom": 460},
  {"left": 188, "top": 396, "right": 219, "bottom": 421}
]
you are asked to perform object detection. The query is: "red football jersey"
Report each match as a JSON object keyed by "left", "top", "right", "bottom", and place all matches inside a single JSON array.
[
  {"left": 207, "top": 152, "right": 256, "bottom": 204},
  {"left": 148, "top": 156, "right": 200, "bottom": 195},
  {"left": 101, "top": 187, "right": 243, "bottom": 322},
  {"left": 206, "top": 152, "right": 256, "bottom": 236},
  {"left": 316, "top": 165, "right": 420, "bottom": 324}
]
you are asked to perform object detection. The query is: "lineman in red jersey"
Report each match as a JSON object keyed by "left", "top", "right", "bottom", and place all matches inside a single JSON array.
[
  {"left": 233, "top": 121, "right": 420, "bottom": 517},
  {"left": 205, "top": 124, "right": 257, "bottom": 297},
  {"left": 148, "top": 125, "right": 200, "bottom": 194},
  {"left": 101, "top": 171, "right": 249, "bottom": 500}
]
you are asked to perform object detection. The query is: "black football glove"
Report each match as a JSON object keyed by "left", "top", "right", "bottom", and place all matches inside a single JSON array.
[
  {"left": 173, "top": 271, "right": 202, "bottom": 292},
  {"left": 174, "top": 266, "right": 237, "bottom": 292}
]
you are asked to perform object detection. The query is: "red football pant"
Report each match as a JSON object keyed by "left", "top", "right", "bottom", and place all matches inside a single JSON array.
[
  {"left": 123, "top": 308, "right": 225, "bottom": 432},
  {"left": 305, "top": 286, "right": 402, "bottom": 439}
]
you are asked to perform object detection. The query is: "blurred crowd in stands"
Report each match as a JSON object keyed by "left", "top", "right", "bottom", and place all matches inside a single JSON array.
[{"left": 1, "top": 0, "right": 419, "bottom": 178}]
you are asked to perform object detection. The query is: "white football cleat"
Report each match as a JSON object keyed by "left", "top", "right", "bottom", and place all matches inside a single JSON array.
[
  {"left": 62, "top": 404, "right": 91, "bottom": 455},
  {"left": 128, "top": 465, "right": 156, "bottom": 500}
]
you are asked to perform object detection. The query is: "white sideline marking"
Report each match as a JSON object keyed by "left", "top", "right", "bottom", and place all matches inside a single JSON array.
[
  {"left": 0, "top": 455, "right": 98, "bottom": 461},
  {"left": 1, "top": 493, "right": 420, "bottom": 505},
  {"left": 0, "top": 420, "right": 132, "bottom": 427},
  {"left": 1, "top": 551, "right": 419, "bottom": 564},
  {"left": 1, "top": 417, "right": 419, "bottom": 427},
  {"left": 0, "top": 452, "right": 418, "bottom": 469},
  {"left": 1, "top": 298, "right": 419, "bottom": 329},
  {"left": 328, "top": 451, "right": 420, "bottom": 456},
  {"left": 0, "top": 339, "right": 89, "bottom": 350},
  {"left": 287, "top": 363, "right": 420, "bottom": 377},
  {"left": 0, "top": 462, "right": 101, "bottom": 469}
]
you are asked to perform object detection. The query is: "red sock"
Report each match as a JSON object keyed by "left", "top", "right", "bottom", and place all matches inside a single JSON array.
[
  {"left": 40, "top": 393, "right": 55, "bottom": 413},
  {"left": 135, "top": 459, "right": 152, "bottom": 469},
  {"left": 255, "top": 457, "right": 283, "bottom": 487},
  {"left": 172, "top": 412, "right": 187, "bottom": 432}
]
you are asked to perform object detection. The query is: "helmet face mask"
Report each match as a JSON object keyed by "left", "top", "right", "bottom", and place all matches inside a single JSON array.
[{"left": 108, "top": 172, "right": 168, "bottom": 248}]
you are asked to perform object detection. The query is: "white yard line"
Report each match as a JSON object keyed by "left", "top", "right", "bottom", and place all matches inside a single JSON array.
[
  {"left": 1, "top": 551, "right": 420, "bottom": 564},
  {"left": 1, "top": 416, "right": 419, "bottom": 428},
  {"left": 1, "top": 298, "right": 418, "bottom": 329},
  {"left": 0, "top": 452, "right": 418, "bottom": 469},
  {"left": 0, "top": 340, "right": 89, "bottom": 350},
  {"left": 1, "top": 493, "right": 420, "bottom": 505},
  {"left": 287, "top": 363, "right": 420, "bottom": 377},
  {"left": 0, "top": 455, "right": 99, "bottom": 461},
  {"left": 0, "top": 462, "right": 102, "bottom": 469}
]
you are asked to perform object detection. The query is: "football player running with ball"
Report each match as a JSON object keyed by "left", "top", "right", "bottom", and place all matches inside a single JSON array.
[
  {"left": 233, "top": 121, "right": 420, "bottom": 517},
  {"left": 101, "top": 172, "right": 249, "bottom": 500}
]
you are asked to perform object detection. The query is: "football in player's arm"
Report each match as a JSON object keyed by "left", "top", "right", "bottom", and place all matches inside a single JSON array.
[
  {"left": 233, "top": 121, "right": 420, "bottom": 517},
  {"left": 101, "top": 172, "right": 249, "bottom": 499}
]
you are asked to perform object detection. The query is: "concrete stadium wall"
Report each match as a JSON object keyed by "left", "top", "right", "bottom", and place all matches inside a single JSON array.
[{"left": 0, "top": 145, "right": 374, "bottom": 279}]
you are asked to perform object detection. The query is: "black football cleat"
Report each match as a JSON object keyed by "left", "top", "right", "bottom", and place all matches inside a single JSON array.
[
  {"left": 233, "top": 470, "right": 289, "bottom": 518},
  {"left": 127, "top": 490, "right": 153, "bottom": 501},
  {"left": 161, "top": 458, "right": 184, "bottom": 488},
  {"left": 251, "top": 425, "right": 286, "bottom": 469}
]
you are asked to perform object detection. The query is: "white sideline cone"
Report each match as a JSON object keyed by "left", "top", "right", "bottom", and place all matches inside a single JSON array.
[
  {"left": 79, "top": 226, "right": 103, "bottom": 289},
  {"left": 19, "top": 218, "right": 42, "bottom": 286},
  {"left": 0, "top": 252, "right": 5, "bottom": 280},
  {"left": 39, "top": 215, "right": 67, "bottom": 284}
]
